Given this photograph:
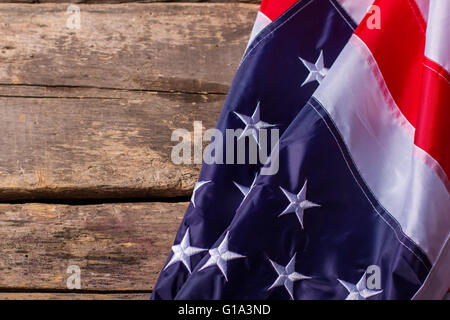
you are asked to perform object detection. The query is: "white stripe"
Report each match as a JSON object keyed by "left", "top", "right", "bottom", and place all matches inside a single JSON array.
[
  {"left": 245, "top": 0, "right": 367, "bottom": 57},
  {"left": 414, "top": 0, "right": 429, "bottom": 22},
  {"left": 313, "top": 35, "right": 450, "bottom": 265},
  {"left": 245, "top": 11, "right": 272, "bottom": 51},
  {"left": 413, "top": 236, "right": 450, "bottom": 300},
  {"left": 425, "top": 0, "right": 450, "bottom": 73},
  {"left": 337, "top": 0, "right": 374, "bottom": 25}
]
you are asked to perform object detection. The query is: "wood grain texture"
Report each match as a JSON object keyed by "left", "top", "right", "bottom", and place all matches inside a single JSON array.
[
  {"left": 0, "top": 2, "right": 257, "bottom": 201},
  {"left": 0, "top": 202, "right": 186, "bottom": 291},
  {"left": 0, "top": 89, "right": 223, "bottom": 201},
  {"left": 0, "top": 3, "right": 257, "bottom": 94},
  {"left": 0, "top": 292, "right": 151, "bottom": 300},
  {"left": 0, "top": 2, "right": 252, "bottom": 298}
]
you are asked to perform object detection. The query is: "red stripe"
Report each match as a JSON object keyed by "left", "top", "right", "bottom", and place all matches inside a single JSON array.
[
  {"left": 355, "top": 0, "right": 425, "bottom": 128},
  {"left": 260, "top": 0, "right": 298, "bottom": 21},
  {"left": 416, "top": 58, "right": 450, "bottom": 176},
  {"left": 355, "top": 0, "right": 449, "bottom": 177}
]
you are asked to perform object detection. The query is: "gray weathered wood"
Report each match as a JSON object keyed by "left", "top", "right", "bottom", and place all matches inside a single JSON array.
[
  {"left": 0, "top": 3, "right": 257, "bottom": 94},
  {"left": 0, "top": 202, "right": 186, "bottom": 291},
  {"left": 0, "top": 89, "right": 223, "bottom": 201}
]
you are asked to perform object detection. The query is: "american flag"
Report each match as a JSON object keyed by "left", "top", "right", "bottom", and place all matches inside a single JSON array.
[{"left": 152, "top": 0, "right": 449, "bottom": 300}]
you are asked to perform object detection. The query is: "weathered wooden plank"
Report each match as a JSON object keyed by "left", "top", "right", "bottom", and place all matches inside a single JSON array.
[
  {"left": 0, "top": 202, "right": 186, "bottom": 291},
  {"left": 0, "top": 3, "right": 256, "bottom": 200},
  {"left": 0, "top": 292, "right": 150, "bottom": 300},
  {"left": 0, "top": 3, "right": 257, "bottom": 94},
  {"left": 0, "top": 90, "right": 222, "bottom": 201}
]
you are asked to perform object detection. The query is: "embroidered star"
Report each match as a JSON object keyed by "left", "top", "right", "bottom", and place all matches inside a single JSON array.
[
  {"left": 299, "top": 50, "right": 329, "bottom": 86},
  {"left": 191, "top": 180, "right": 211, "bottom": 208},
  {"left": 268, "top": 253, "right": 311, "bottom": 300},
  {"left": 233, "top": 173, "right": 258, "bottom": 202},
  {"left": 164, "top": 228, "right": 207, "bottom": 273},
  {"left": 199, "top": 232, "right": 245, "bottom": 281},
  {"left": 279, "top": 180, "right": 320, "bottom": 229},
  {"left": 234, "top": 101, "right": 276, "bottom": 147},
  {"left": 338, "top": 272, "right": 383, "bottom": 300}
]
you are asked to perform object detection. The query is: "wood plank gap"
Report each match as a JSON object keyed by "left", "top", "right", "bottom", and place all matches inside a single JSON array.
[
  {"left": 0, "top": 83, "right": 228, "bottom": 96},
  {"left": 0, "top": 196, "right": 191, "bottom": 205}
]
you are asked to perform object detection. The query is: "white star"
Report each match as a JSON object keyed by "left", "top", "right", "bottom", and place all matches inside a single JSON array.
[
  {"left": 338, "top": 272, "right": 383, "bottom": 300},
  {"left": 268, "top": 253, "right": 311, "bottom": 300},
  {"left": 279, "top": 180, "right": 320, "bottom": 229},
  {"left": 199, "top": 232, "right": 245, "bottom": 281},
  {"left": 191, "top": 180, "right": 211, "bottom": 208},
  {"left": 234, "top": 101, "right": 276, "bottom": 147},
  {"left": 233, "top": 173, "right": 258, "bottom": 203},
  {"left": 299, "top": 50, "right": 329, "bottom": 87},
  {"left": 164, "top": 228, "right": 207, "bottom": 273}
]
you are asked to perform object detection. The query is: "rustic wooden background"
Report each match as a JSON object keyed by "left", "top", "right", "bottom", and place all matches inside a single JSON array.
[{"left": 0, "top": 0, "right": 259, "bottom": 299}]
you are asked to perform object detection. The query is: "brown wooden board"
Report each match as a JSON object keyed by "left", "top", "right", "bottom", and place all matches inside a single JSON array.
[
  {"left": 0, "top": 2, "right": 258, "bottom": 201},
  {"left": 0, "top": 2, "right": 256, "bottom": 298},
  {"left": 0, "top": 90, "right": 224, "bottom": 201},
  {"left": 0, "top": 3, "right": 257, "bottom": 94},
  {"left": 0, "top": 202, "right": 186, "bottom": 291}
]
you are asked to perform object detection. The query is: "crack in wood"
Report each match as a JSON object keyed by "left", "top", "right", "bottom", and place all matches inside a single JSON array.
[{"left": 0, "top": 83, "right": 228, "bottom": 96}]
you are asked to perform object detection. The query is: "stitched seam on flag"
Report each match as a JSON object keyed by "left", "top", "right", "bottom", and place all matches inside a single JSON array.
[
  {"left": 308, "top": 100, "right": 431, "bottom": 270},
  {"left": 412, "top": 146, "right": 450, "bottom": 193},
  {"left": 413, "top": 0, "right": 429, "bottom": 23},
  {"left": 307, "top": 100, "right": 431, "bottom": 271},
  {"left": 244, "top": 11, "right": 273, "bottom": 55},
  {"left": 258, "top": 11, "right": 272, "bottom": 25},
  {"left": 406, "top": 0, "right": 427, "bottom": 35},
  {"left": 241, "top": 0, "right": 355, "bottom": 67},
  {"left": 241, "top": 0, "right": 315, "bottom": 65},
  {"left": 413, "top": 235, "right": 450, "bottom": 299},
  {"left": 350, "top": 35, "right": 415, "bottom": 139},
  {"left": 423, "top": 63, "right": 450, "bottom": 85},
  {"left": 328, "top": 0, "right": 356, "bottom": 31},
  {"left": 351, "top": 34, "right": 450, "bottom": 191}
]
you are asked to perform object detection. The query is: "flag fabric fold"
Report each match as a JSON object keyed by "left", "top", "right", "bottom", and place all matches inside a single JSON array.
[{"left": 152, "top": 0, "right": 449, "bottom": 300}]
